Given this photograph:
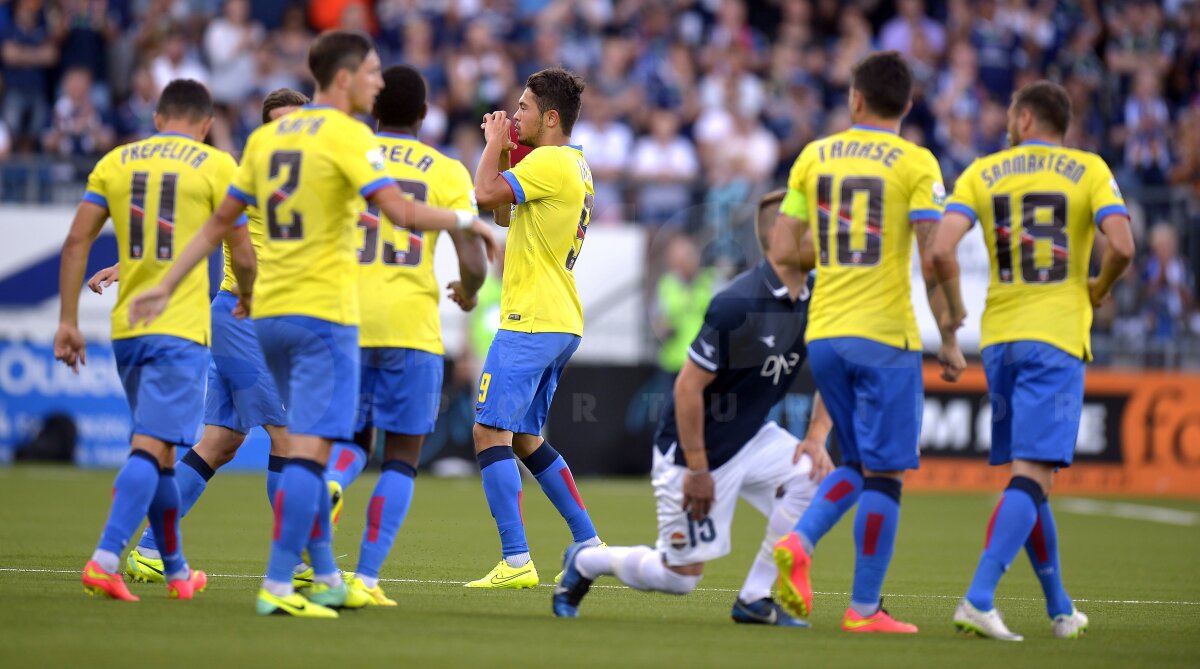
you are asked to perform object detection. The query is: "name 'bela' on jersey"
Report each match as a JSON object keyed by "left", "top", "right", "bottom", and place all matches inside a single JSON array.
[
  {"left": 356, "top": 132, "right": 478, "bottom": 354},
  {"left": 498, "top": 144, "right": 594, "bottom": 337},
  {"left": 784, "top": 125, "right": 945, "bottom": 350},
  {"left": 946, "top": 141, "right": 1129, "bottom": 360},
  {"left": 228, "top": 105, "right": 391, "bottom": 325},
  {"left": 84, "top": 132, "right": 239, "bottom": 344}
]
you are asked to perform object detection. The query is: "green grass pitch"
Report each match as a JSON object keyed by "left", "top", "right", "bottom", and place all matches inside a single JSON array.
[{"left": 1, "top": 465, "right": 1197, "bottom": 669}]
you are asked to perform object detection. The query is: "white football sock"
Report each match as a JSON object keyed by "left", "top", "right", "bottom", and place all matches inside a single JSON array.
[
  {"left": 357, "top": 574, "right": 379, "bottom": 589},
  {"left": 574, "top": 545, "right": 617, "bottom": 579},
  {"left": 135, "top": 546, "right": 161, "bottom": 560},
  {"left": 262, "top": 578, "right": 293, "bottom": 598},
  {"left": 505, "top": 552, "right": 531, "bottom": 568},
  {"left": 90, "top": 549, "right": 119, "bottom": 574},
  {"left": 313, "top": 571, "right": 343, "bottom": 588},
  {"left": 738, "top": 557, "right": 777, "bottom": 604},
  {"left": 604, "top": 545, "right": 699, "bottom": 594}
]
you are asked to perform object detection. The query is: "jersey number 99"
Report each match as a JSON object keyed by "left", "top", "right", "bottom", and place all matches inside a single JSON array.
[{"left": 358, "top": 179, "right": 427, "bottom": 268}]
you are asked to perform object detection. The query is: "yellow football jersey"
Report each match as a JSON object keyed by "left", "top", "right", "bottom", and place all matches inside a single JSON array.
[
  {"left": 219, "top": 204, "right": 264, "bottom": 294},
  {"left": 497, "top": 144, "right": 593, "bottom": 337},
  {"left": 946, "top": 140, "right": 1128, "bottom": 360},
  {"left": 356, "top": 132, "right": 477, "bottom": 353},
  {"left": 783, "top": 124, "right": 945, "bottom": 350},
  {"left": 84, "top": 132, "right": 238, "bottom": 345},
  {"left": 228, "top": 105, "right": 391, "bottom": 325}
]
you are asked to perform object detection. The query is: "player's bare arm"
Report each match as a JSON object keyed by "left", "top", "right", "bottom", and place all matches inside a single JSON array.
[
  {"left": 673, "top": 358, "right": 717, "bottom": 522},
  {"left": 226, "top": 223, "right": 256, "bottom": 319},
  {"left": 920, "top": 216, "right": 968, "bottom": 382},
  {"left": 1088, "top": 213, "right": 1135, "bottom": 308},
  {"left": 127, "top": 194, "right": 247, "bottom": 327},
  {"left": 367, "top": 185, "right": 498, "bottom": 260},
  {"left": 795, "top": 392, "right": 834, "bottom": 481},
  {"left": 446, "top": 226, "right": 489, "bottom": 312},
  {"left": 55, "top": 201, "right": 109, "bottom": 372},
  {"left": 87, "top": 263, "right": 119, "bottom": 294},
  {"left": 473, "top": 111, "right": 519, "bottom": 211}
]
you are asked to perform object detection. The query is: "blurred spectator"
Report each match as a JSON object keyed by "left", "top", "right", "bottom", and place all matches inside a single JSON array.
[
  {"left": 631, "top": 110, "right": 699, "bottom": 227},
  {"left": 1120, "top": 71, "right": 1172, "bottom": 192},
  {"left": 1105, "top": 0, "right": 1175, "bottom": 87},
  {"left": 448, "top": 21, "right": 515, "bottom": 124},
  {"left": 880, "top": 0, "right": 946, "bottom": 64},
  {"left": 652, "top": 233, "right": 715, "bottom": 378},
  {"left": 2, "top": 0, "right": 58, "bottom": 152},
  {"left": 57, "top": 0, "right": 122, "bottom": 105},
  {"left": 42, "top": 66, "right": 114, "bottom": 159},
  {"left": 269, "top": 3, "right": 314, "bottom": 92},
  {"left": 940, "top": 112, "right": 980, "bottom": 189},
  {"left": 970, "top": 0, "right": 1028, "bottom": 101},
  {"left": 115, "top": 65, "right": 158, "bottom": 143},
  {"left": 571, "top": 93, "right": 632, "bottom": 224},
  {"left": 151, "top": 31, "right": 210, "bottom": 92},
  {"left": 1141, "top": 224, "right": 1195, "bottom": 347},
  {"left": 204, "top": 0, "right": 263, "bottom": 106},
  {"left": 310, "top": 0, "right": 375, "bottom": 34}
]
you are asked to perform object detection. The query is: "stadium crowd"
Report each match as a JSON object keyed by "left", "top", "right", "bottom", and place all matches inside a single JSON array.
[{"left": 1, "top": 0, "right": 1197, "bottom": 363}]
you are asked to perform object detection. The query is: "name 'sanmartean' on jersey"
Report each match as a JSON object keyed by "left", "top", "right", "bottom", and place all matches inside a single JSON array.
[
  {"left": 84, "top": 131, "right": 239, "bottom": 345},
  {"left": 946, "top": 141, "right": 1129, "bottom": 360},
  {"left": 498, "top": 144, "right": 594, "bottom": 337},
  {"left": 228, "top": 104, "right": 392, "bottom": 325},
  {"left": 786, "top": 124, "right": 945, "bottom": 350},
  {"left": 356, "top": 132, "right": 478, "bottom": 354}
]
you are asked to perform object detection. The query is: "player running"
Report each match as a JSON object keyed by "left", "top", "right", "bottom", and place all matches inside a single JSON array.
[
  {"left": 931, "top": 81, "right": 1134, "bottom": 641},
  {"left": 129, "top": 31, "right": 496, "bottom": 618},
  {"left": 96, "top": 88, "right": 310, "bottom": 585},
  {"left": 554, "top": 191, "right": 833, "bottom": 625},
  {"left": 771, "top": 51, "right": 951, "bottom": 633},
  {"left": 322, "top": 64, "right": 488, "bottom": 605},
  {"left": 56, "top": 79, "right": 235, "bottom": 602},
  {"left": 468, "top": 68, "right": 602, "bottom": 588}
]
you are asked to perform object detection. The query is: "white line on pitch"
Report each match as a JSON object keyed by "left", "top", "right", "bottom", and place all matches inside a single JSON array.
[
  {"left": 2, "top": 566, "right": 1197, "bottom": 606},
  {"left": 1057, "top": 498, "right": 1200, "bottom": 527}
]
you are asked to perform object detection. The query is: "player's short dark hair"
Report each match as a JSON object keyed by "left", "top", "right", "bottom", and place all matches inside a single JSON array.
[
  {"left": 261, "top": 88, "right": 309, "bottom": 124},
  {"left": 308, "top": 30, "right": 374, "bottom": 90},
  {"left": 526, "top": 67, "right": 585, "bottom": 136},
  {"left": 373, "top": 65, "right": 426, "bottom": 128},
  {"left": 850, "top": 51, "right": 913, "bottom": 119},
  {"left": 757, "top": 189, "right": 787, "bottom": 252},
  {"left": 1012, "top": 80, "right": 1072, "bottom": 136},
  {"left": 156, "top": 79, "right": 213, "bottom": 121}
]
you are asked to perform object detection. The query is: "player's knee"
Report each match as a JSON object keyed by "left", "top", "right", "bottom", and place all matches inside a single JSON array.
[{"left": 472, "top": 423, "right": 511, "bottom": 452}]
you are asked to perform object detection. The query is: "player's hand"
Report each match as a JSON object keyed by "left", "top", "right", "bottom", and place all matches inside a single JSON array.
[
  {"left": 481, "top": 111, "right": 511, "bottom": 147},
  {"left": 87, "top": 265, "right": 119, "bottom": 294},
  {"left": 233, "top": 292, "right": 252, "bottom": 320},
  {"left": 682, "top": 469, "right": 715, "bottom": 521},
  {"left": 794, "top": 438, "right": 834, "bottom": 482},
  {"left": 471, "top": 218, "right": 500, "bottom": 262},
  {"left": 128, "top": 286, "right": 171, "bottom": 328},
  {"left": 53, "top": 323, "right": 87, "bottom": 373},
  {"left": 1087, "top": 277, "right": 1110, "bottom": 308},
  {"left": 938, "top": 339, "right": 967, "bottom": 382},
  {"left": 446, "top": 281, "right": 478, "bottom": 312},
  {"left": 939, "top": 308, "right": 966, "bottom": 338}
]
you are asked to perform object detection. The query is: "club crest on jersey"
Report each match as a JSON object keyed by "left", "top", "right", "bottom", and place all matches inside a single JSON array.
[
  {"left": 669, "top": 531, "right": 688, "bottom": 551},
  {"left": 933, "top": 181, "right": 947, "bottom": 206},
  {"left": 1110, "top": 178, "right": 1122, "bottom": 199},
  {"left": 761, "top": 353, "right": 801, "bottom": 386},
  {"left": 366, "top": 148, "right": 386, "bottom": 171}
]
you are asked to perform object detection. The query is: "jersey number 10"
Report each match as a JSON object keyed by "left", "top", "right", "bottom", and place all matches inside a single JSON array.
[{"left": 816, "top": 174, "right": 884, "bottom": 267}]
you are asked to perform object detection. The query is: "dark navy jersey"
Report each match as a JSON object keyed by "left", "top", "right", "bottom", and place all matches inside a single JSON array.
[{"left": 655, "top": 260, "right": 813, "bottom": 470}]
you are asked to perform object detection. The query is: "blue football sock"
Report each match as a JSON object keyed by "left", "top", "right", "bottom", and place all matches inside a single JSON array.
[
  {"left": 146, "top": 467, "right": 189, "bottom": 580},
  {"left": 521, "top": 442, "right": 597, "bottom": 543},
  {"left": 477, "top": 446, "right": 527, "bottom": 558},
  {"left": 966, "top": 476, "right": 1042, "bottom": 612},
  {"left": 1026, "top": 498, "right": 1074, "bottom": 618},
  {"left": 266, "top": 459, "right": 323, "bottom": 584},
  {"left": 96, "top": 451, "right": 160, "bottom": 558},
  {"left": 138, "top": 449, "right": 213, "bottom": 552},
  {"left": 307, "top": 468, "right": 338, "bottom": 578},
  {"left": 354, "top": 460, "right": 417, "bottom": 580},
  {"left": 850, "top": 477, "right": 902, "bottom": 614},
  {"left": 795, "top": 464, "right": 863, "bottom": 553},
  {"left": 326, "top": 441, "right": 367, "bottom": 491},
  {"left": 266, "top": 455, "right": 286, "bottom": 506}
]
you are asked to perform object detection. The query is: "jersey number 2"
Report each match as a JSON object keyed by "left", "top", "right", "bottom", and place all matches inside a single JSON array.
[
  {"left": 267, "top": 151, "right": 303, "bottom": 240},
  {"left": 991, "top": 192, "right": 1068, "bottom": 284},
  {"left": 358, "top": 179, "right": 427, "bottom": 267},
  {"left": 128, "top": 171, "right": 178, "bottom": 260},
  {"left": 816, "top": 175, "right": 884, "bottom": 267}
]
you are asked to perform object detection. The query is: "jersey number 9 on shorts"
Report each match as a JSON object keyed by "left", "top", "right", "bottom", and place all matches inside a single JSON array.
[{"left": 478, "top": 372, "right": 492, "bottom": 403}]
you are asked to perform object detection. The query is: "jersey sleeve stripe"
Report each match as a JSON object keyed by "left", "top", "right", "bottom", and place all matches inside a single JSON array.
[
  {"left": 945, "top": 203, "right": 977, "bottom": 223},
  {"left": 228, "top": 185, "right": 257, "bottom": 206},
  {"left": 81, "top": 192, "right": 108, "bottom": 210},
  {"left": 359, "top": 176, "right": 393, "bottom": 199},
  {"left": 687, "top": 347, "right": 718, "bottom": 372},
  {"left": 909, "top": 208, "right": 942, "bottom": 222},
  {"left": 500, "top": 171, "right": 526, "bottom": 204},
  {"left": 1094, "top": 204, "right": 1129, "bottom": 226}
]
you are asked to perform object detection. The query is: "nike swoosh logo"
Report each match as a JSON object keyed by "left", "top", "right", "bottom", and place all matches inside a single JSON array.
[
  {"left": 490, "top": 569, "right": 532, "bottom": 584},
  {"left": 843, "top": 617, "right": 877, "bottom": 630}
]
